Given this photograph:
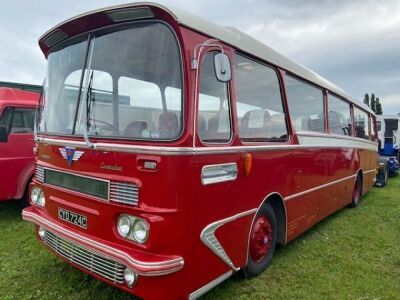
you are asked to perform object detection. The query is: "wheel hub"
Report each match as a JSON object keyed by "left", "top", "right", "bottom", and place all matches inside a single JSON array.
[{"left": 249, "top": 215, "right": 272, "bottom": 262}]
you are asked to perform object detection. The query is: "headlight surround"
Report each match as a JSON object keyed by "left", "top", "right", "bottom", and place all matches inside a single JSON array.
[
  {"left": 116, "top": 214, "right": 149, "bottom": 244},
  {"left": 31, "top": 187, "right": 45, "bottom": 207}
]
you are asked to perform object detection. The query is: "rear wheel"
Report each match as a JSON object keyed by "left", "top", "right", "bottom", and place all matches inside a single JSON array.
[
  {"left": 243, "top": 203, "right": 277, "bottom": 277},
  {"left": 350, "top": 176, "right": 362, "bottom": 207}
]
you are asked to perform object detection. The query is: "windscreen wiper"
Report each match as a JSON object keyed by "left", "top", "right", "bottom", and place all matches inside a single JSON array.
[{"left": 83, "top": 70, "right": 95, "bottom": 148}]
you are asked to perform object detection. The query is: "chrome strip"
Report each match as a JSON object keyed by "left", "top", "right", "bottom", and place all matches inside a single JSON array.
[
  {"left": 189, "top": 270, "right": 233, "bottom": 300},
  {"left": 200, "top": 209, "right": 257, "bottom": 271},
  {"left": 363, "top": 169, "right": 376, "bottom": 174},
  {"left": 201, "top": 163, "right": 237, "bottom": 185},
  {"left": 22, "top": 209, "right": 184, "bottom": 276},
  {"left": 37, "top": 136, "right": 378, "bottom": 156},
  {"left": 284, "top": 173, "right": 357, "bottom": 201}
]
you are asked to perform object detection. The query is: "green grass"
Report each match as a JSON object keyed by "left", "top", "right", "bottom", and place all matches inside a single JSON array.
[{"left": 1, "top": 177, "right": 399, "bottom": 299}]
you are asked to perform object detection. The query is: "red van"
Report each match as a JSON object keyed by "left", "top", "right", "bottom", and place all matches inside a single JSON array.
[{"left": 0, "top": 85, "right": 40, "bottom": 204}]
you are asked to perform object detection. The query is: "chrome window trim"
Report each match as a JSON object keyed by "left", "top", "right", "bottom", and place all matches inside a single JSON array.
[
  {"left": 200, "top": 208, "right": 257, "bottom": 271},
  {"left": 42, "top": 166, "right": 111, "bottom": 202},
  {"left": 296, "top": 130, "right": 378, "bottom": 146},
  {"left": 188, "top": 270, "right": 233, "bottom": 300}
]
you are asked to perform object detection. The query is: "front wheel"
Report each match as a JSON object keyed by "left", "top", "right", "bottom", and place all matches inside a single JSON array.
[{"left": 243, "top": 203, "right": 277, "bottom": 277}]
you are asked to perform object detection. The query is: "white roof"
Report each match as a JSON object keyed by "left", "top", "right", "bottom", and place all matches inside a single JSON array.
[{"left": 42, "top": 1, "right": 374, "bottom": 114}]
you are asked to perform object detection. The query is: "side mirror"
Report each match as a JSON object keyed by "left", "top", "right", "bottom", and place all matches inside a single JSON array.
[
  {"left": 0, "top": 125, "right": 8, "bottom": 142},
  {"left": 214, "top": 53, "right": 232, "bottom": 82}
]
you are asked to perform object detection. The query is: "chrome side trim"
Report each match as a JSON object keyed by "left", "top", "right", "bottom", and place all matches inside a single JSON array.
[
  {"left": 201, "top": 163, "right": 237, "bottom": 185},
  {"left": 189, "top": 270, "right": 233, "bottom": 300},
  {"left": 284, "top": 173, "right": 357, "bottom": 202},
  {"left": 200, "top": 209, "right": 257, "bottom": 271},
  {"left": 363, "top": 169, "right": 376, "bottom": 174},
  {"left": 22, "top": 209, "right": 184, "bottom": 276},
  {"left": 37, "top": 136, "right": 378, "bottom": 155}
]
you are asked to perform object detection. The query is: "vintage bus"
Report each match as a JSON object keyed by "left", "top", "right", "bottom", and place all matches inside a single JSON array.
[
  {"left": 0, "top": 84, "right": 40, "bottom": 205},
  {"left": 22, "top": 3, "right": 378, "bottom": 299}
]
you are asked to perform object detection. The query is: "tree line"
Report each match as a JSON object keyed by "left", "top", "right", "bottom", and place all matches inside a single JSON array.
[{"left": 363, "top": 93, "right": 383, "bottom": 115}]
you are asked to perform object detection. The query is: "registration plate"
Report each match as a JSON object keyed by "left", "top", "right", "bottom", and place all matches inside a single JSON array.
[{"left": 58, "top": 208, "right": 87, "bottom": 229}]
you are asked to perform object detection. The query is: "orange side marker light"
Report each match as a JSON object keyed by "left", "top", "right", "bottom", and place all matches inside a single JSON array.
[{"left": 243, "top": 153, "right": 252, "bottom": 176}]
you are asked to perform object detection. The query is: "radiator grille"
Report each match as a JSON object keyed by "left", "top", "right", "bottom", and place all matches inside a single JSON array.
[
  {"left": 42, "top": 230, "right": 126, "bottom": 284},
  {"left": 110, "top": 182, "right": 139, "bottom": 206},
  {"left": 35, "top": 165, "right": 44, "bottom": 182}
]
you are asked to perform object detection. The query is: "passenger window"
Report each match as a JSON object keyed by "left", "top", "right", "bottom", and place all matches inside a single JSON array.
[
  {"left": 376, "top": 121, "right": 381, "bottom": 132},
  {"left": 0, "top": 107, "right": 13, "bottom": 133},
  {"left": 198, "top": 52, "right": 231, "bottom": 143},
  {"left": 285, "top": 76, "right": 325, "bottom": 132},
  {"left": 354, "top": 107, "right": 369, "bottom": 139},
  {"left": 10, "top": 108, "right": 35, "bottom": 134},
  {"left": 234, "top": 54, "right": 288, "bottom": 142},
  {"left": 370, "top": 115, "right": 376, "bottom": 141},
  {"left": 328, "top": 95, "right": 352, "bottom": 136}
]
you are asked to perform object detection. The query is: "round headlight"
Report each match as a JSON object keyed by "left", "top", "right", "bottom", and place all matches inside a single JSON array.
[
  {"left": 117, "top": 215, "right": 132, "bottom": 238},
  {"left": 123, "top": 268, "right": 137, "bottom": 287},
  {"left": 38, "top": 227, "right": 46, "bottom": 239},
  {"left": 31, "top": 187, "right": 41, "bottom": 205},
  {"left": 132, "top": 219, "right": 149, "bottom": 243},
  {"left": 37, "top": 191, "right": 46, "bottom": 207}
]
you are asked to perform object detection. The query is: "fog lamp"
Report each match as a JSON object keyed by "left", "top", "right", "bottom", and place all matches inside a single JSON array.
[
  {"left": 123, "top": 268, "right": 137, "bottom": 287},
  {"left": 31, "top": 187, "right": 45, "bottom": 207},
  {"left": 38, "top": 227, "right": 46, "bottom": 239},
  {"left": 117, "top": 215, "right": 132, "bottom": 238}
]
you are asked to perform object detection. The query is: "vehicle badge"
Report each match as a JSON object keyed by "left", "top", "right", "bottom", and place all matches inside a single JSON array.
[{"left": 59, "top": 147, "right": 84, "bottom": 166}]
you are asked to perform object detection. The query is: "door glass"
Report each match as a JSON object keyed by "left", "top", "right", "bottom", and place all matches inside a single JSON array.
[{"left": 10, "top": 108, "right": 36, "bottom": 134}]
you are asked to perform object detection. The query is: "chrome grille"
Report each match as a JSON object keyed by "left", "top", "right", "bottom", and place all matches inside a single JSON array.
[
  {"left": 35, "top": 165, "right": 44, "bottom": 182},
  {"left": 42, "top": 230, "right": 126, "bottom": 284},
  {"left": 110, "top": 182, "right": 139, "bottom": 206}
]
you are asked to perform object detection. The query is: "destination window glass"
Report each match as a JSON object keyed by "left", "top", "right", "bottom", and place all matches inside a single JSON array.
[
  {"left": 198, "top": 52, "right": 231, "bottom": 143},
  {"left": 234, "top": 54, "right": 288, "bottom": 142},
  {"left": 285, "top": 76, "right": 325, "bottom": 133},
  {"left": 328, "top": 95, "right": 352, "bottom": 136},
  {"left": 354, "top": 107, "right": 370, "bottom": 139}
]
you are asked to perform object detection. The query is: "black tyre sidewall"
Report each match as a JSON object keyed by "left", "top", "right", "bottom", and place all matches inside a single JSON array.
[
  {"left": 243, "top": 203, "right": 277, "bottom": 277},
  {"left": 351, "top": 176, "right": 362, "bottom": 207}
]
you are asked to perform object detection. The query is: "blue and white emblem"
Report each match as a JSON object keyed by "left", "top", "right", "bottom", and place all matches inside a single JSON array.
[{"left": 59, "top": 147, "right": 84, "bottom": 166}]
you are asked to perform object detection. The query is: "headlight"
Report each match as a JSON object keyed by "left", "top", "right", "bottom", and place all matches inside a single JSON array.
[
  {"left": 31, "top": 187, "right": 45, "bottom": 207},
  {"left": 116, "top": 214, "right": 149, "bottom": 244},
  {"left": 132, "top": 219, "right": 149, "bottom": 243},
  {"left": 117, "top": 215, "right": 132, "bottom": 237},
  {"left": 123, "top": 268, "right": 137, "bottom": 287}
]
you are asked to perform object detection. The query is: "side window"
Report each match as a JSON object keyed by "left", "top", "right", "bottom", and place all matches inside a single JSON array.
[
  {"left": 370, "top": 115, "right": 376, "bottom": 141},
  {"left": 198, "top": 52, "right": 231, "bottom": 143},
  {"left": 328, "top": 94, "right": 352, "bottom": 136},
  {"left": 285, "top": 75, "right": 325, "bottom": 133},
  {"left": 354, "top": 107, "right": 369, "bottom": 139},
  {"left": 10, "top": 108, "right": 35, "bottom": 134},
  {"left": 234, "top": 54, "right": 288, "bottom": 142},
  {"left": 0, "top": 107, "right": 13, "bottom": 133}
]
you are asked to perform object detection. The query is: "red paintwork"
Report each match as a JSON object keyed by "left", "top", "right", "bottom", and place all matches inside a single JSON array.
[
  {"left": 0, "top": 88, "right": 39, "bottom": 201},
  {"left": 22, "top": 4, "right": 378, "bottom": 300}
]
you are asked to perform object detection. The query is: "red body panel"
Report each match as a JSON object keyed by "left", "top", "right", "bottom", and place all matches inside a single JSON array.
[
  {"left": 0, "top": 88, "right": 39, "bottom": 200},
  {"left": 22, "top": 4, "right": 378, "bottom": 300}
]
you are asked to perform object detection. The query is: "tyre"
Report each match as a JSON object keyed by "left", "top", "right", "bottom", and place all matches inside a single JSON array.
[
  {"left": 350, "top": 176, "right": 362, "bottom": 208},
  {"left": 243, "top": 203, "right": 277, "bottom": 277}
]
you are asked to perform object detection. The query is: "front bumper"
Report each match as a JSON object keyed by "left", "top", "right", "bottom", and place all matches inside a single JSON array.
[{"left": 22, "top": 206, "right": 184, "bottom": 277}]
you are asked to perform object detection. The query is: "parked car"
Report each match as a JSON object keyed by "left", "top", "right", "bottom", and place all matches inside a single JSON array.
[{"left": 0, "top": 85, "right": 40, "bottom": 205}]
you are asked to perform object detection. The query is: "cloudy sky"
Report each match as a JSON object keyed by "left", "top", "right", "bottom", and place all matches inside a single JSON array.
[{"left": 0, "top": 0, "right": 399, "bottom": 113}]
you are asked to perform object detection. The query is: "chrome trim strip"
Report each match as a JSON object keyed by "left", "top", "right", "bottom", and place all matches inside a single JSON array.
[
  {"left": 201, "top": 163, "right": 237, "bottom": 185},
  {"left": 37, "top": 136, "right": 378, "bottom": 155},
  {"left": 296, "top": 131, "right": 378, "bottom": 146},
  {"left": 200, "top": 208, "right": 257, "bottom": 271},
  {"left": 284, "top": 174, "right": 357, "bottom": 202},
  {"left": 22, "top": 209, "right": 184, "bottom": 276},
  {"left": 363, "top": 169, "right": 376, "bottom": 174},
  {"left": 189, "top": 270, "right": 233, "bottom": 300}
]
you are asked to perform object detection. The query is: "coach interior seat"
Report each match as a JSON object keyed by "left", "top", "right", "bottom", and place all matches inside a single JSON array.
[
  {"left": 240, "top": 109, "right": 271, "bottom": 140},
  {"left": 123, "top": 121, "right": 148, "bottom": 138},
  {"left": 206, "top": 112, "right": 230, "bottom": 141},
  {"left": 159, "top": 111, "right": 179, "bottom": 139}
]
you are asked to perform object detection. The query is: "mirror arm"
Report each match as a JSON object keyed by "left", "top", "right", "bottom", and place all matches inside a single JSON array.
[{"left": 191, "top": 42, "right": 224, "bottom": 70}]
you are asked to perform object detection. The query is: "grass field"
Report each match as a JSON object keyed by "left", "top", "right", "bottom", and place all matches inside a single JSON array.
[{"left": 1, "top": 177, "right": 399, "bottom": 300}]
